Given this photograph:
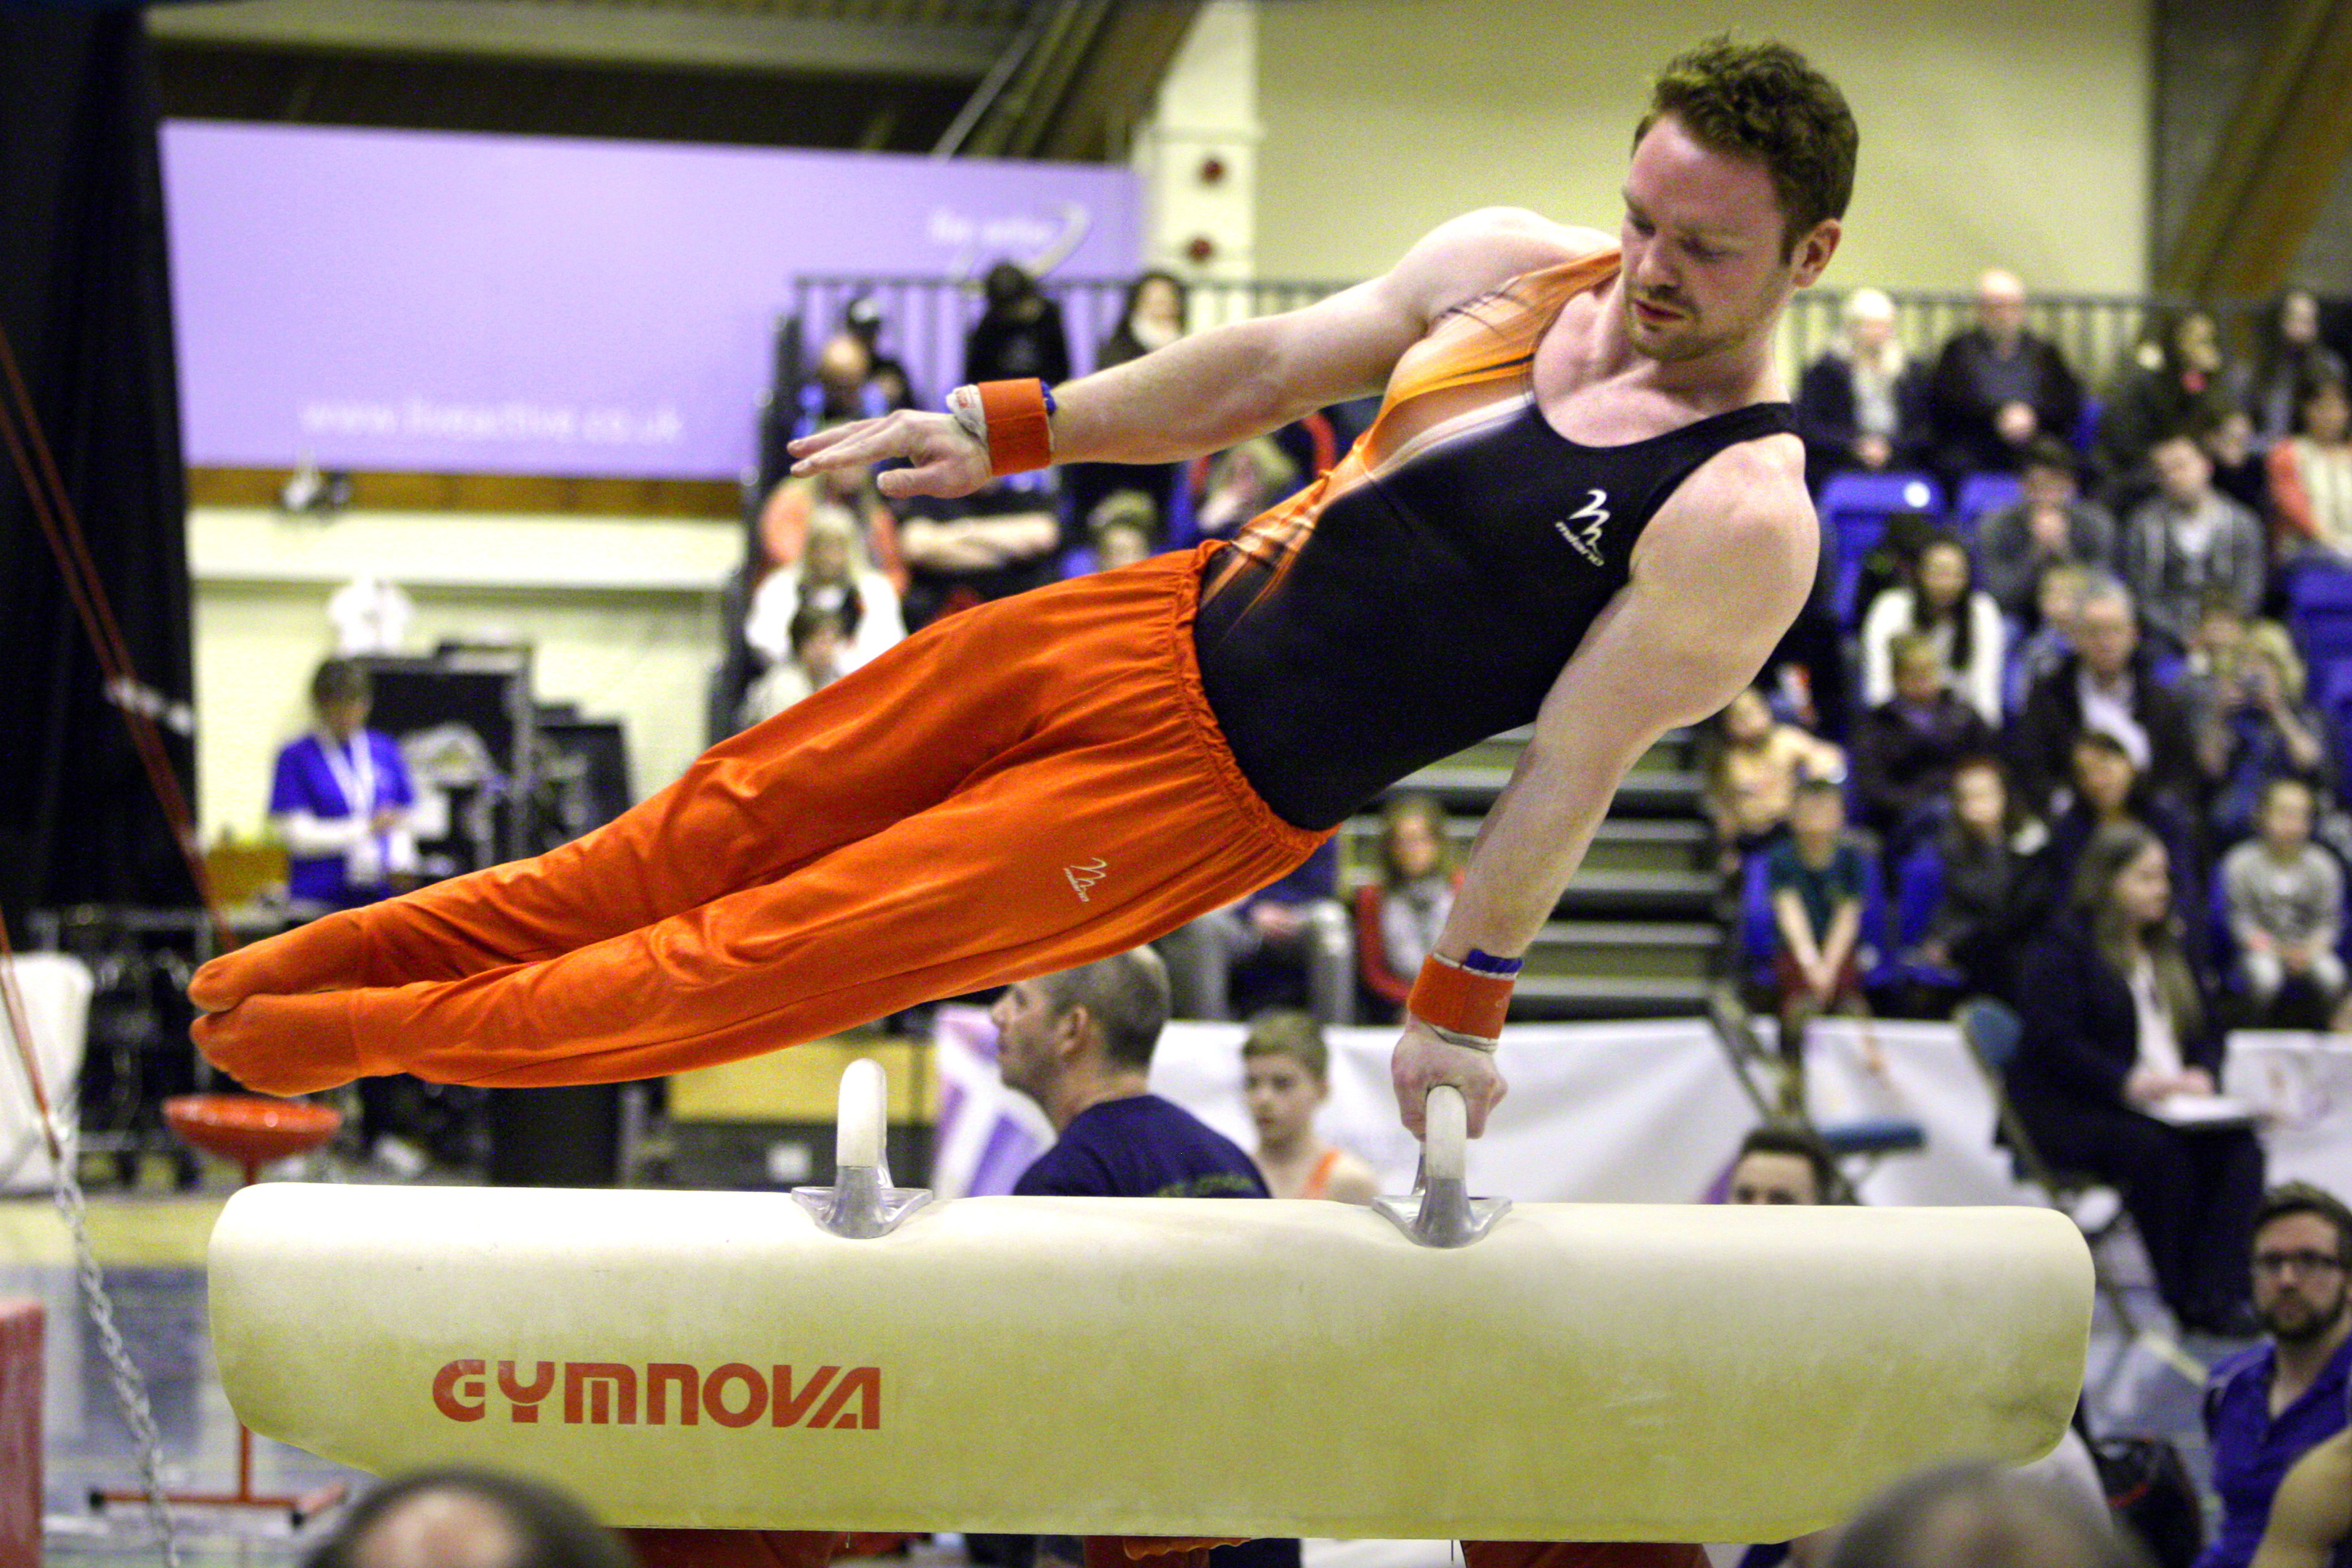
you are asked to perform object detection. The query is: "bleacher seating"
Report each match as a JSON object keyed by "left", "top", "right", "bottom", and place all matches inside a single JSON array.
[
  {"left": 1953, "top": 473, "right": 2023, "bottom": 531},
  {"left": 1818, "top": 470, "right": 1944, "bottom": 623}
]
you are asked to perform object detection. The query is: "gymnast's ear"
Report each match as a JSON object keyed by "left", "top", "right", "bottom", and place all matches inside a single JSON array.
[{"left": 1789, "top": 217, "right": 1841, "bottom": 289}]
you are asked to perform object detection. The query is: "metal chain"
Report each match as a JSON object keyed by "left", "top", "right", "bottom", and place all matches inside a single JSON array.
[{"left": 46, "top": 1107, "right": 181, "bottom": 1567}]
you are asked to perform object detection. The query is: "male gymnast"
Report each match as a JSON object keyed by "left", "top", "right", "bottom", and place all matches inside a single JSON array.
[{"left": 194, "top": 36, "right": 1853, "bottom": 1148}]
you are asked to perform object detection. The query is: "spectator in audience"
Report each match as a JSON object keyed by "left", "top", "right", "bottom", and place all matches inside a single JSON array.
[
  {"left": 1354, "top": 793, "right": 1459, "bottom": 1021},
  {"left": 1065, "top": 271, "right": 1189, "bottom": 531},
  {"left": 1825, "top": 1462, "right": 2139, "bottom": 1568},
  {"left": 2181, "top": 594, "right": 2255, "bottom": 728},
  {"left": 1860, "top": 532, "right": 2004, "bottom": 723},
  {"left": 2123, "top": 428, "right": 2267, "bottom": 656},
  {"left": 1910, "top": 755, "right": 2050, "bottom": 1001},
  {"left": 1080, "top": 490, "right": 1160, "bottom": 574},
  {"left": 2222, "top": 778, "right": 2345, "bottom": 1026},
  {"left": 1927, "top": 269, "right": 2085, "bottom": 488},
  {"left": 1977, "top": 438, "right": 2118, "bottom": 621},
  {"left": 1704, "top": 686, "right": 1847, "bottom": 870},
  {"left": 2042, "top": 730, "right": 2197, "bottom": 908},
  {"left": 1240, "top": 1009, "right": 1379, "bottom": 1203},
  {"left": 1795, "top": 286, "right": 1929, "bottom": 491},
  {"left": 2252, "top": 1427, "right": 2352, "bottom": 1568},
  {"left": 997, "top": 947, "right": 1267, "bottom": 1200},
  {"left": 2205, "top": 408, "right": 2273, "bottom": 521},
  {"left": 1098, "top": 269, "right": 1188, "bottom": 372},
  {"left": 758, "top": 436, "right": 909, "bottom": 593},
  {"left": 1853, "top": 632, "right": 1995, "bottom": 859},
  {"left": 1765, "top": 778, "right": 1874, "bottom": 1040},
  {"left": 964, "top": 260, "right": 1071, "bottom": 387},
  {"left": 311, "top": 1466, "right": 632, "bottom": 1568},
  {"left": 2012, "top": 576, "right": 2197, "bottom": 817},
  {"left": 1160, "top": 839, "right": 1351, "bottom": 1024},
  {"left": 1846, "top": 508, "right": 1946, "bottom": 637},
  {"left": 840, "top": 295, "right": 918, "bottom": 412},
  {"left": 1728, "top": 1123, "right": 1839, "bottom": 1206},
  {"left": 274, "top": 658, "right": 418, "bottom": 910},
  {"left": 897, "top": 472, "right": 1064, "bottom": 629},
  {"left": 1192, "top": 437, "right": 1300, "bottom": 542},
  {"left": 2098, "top": 308, "right": 2237, "bottom": 506},
  {"left": 2006, "top": 563, "right": 2091, "bottom": 717},
  {"left": 2247, "top": 290, "right": 2349, "bottom": 446},
  {"left": 1758, "top": 596, "right": 1854, "bottom": 740},
  {"left": 2268, "top": 367, "right": 2352, "bottom": 560},
  {"left": 2010, "top": 822, "right": 2265, "bottom": 1336},
  {"left": 2200, "top": 620, "right": 2332, "bottom": 848},
  {"left": 738, "top": 603, "right": 851, "bottom": 727},
  {"left": 2197, "top": 1183, "right": 2352, "bottom": 1568},
  {"left": 794, "top": 330, "right": 892, "bottom": 436},
  {"left": 746, "top": 506, "right": 905, "bottom": 675}
]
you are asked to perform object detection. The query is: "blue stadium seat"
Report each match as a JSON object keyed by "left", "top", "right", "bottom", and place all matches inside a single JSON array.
[
  {"left": 1954, "top": 473, "right": 2023, "bottom": 531},
  {"left": 2288, "top": 563, "right": 2352, "bottom": 665},
  {"left": 1818, "top": 470, "right": 1944, "bottom": 625},
  {"left": 1890, "top": 843, "right": 1962, "bottom": 989}
]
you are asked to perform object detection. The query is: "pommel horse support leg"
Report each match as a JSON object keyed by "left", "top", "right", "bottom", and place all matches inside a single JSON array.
[{"left": 208, "top": 1067, "right": 2094, "bottom": 1545}]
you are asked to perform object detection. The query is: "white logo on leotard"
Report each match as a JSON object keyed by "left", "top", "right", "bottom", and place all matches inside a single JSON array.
[
  {"left": 1064, "top": 859, "right": 1108, "bottom": 902},
  {"left": 1554, "top": 489, "right": 1609, "bottom": 565}
]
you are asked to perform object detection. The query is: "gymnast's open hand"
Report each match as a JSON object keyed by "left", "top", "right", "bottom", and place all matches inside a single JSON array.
[
  {"left": 1390, "top": 1016, "right": 1506, "bottom": 1139},
  {"left": 788, "top": 411, "right": 992, "bottom": 502}
]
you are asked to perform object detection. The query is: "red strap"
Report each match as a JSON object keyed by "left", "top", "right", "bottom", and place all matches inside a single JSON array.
[
  {"left": 976, "top": 378, "right": 1054, "bottom": 475},
  {"left": 1408, "top": 955, "right": 1513, "bottom": 1040}
]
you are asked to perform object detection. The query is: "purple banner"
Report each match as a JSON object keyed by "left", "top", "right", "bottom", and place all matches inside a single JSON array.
[{"left": 162, "top": 123, "right": 1140, "bottom": 479}]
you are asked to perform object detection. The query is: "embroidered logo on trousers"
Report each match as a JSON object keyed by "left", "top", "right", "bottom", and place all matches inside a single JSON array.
[
  {"left": 1063, "top": 859, "right": 1108, "bottom": 902},
  {"left": 1554, "top": 489, "right": 1610, "bottom": 565}
]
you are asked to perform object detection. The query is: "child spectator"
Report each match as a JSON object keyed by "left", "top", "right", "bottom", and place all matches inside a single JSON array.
[
  {"left": 1861, "top": 532, "right": 2005, "bottom": 724},
  {"left": 1353, "top": 793, "right": 1459, "bottom": 1020},
  {"left": 1853, "top": 632, "right": 1995, "bottom": 861},
  {"left": 2096, "top": 308, "right": 2237, "bottom": 505},
  {"left": 1083, "top": 491, "right": 1159, "bottom": 574},
  {"left": 1911, "top": 756, "right": 2050, "bottom": 1001},
  {"left": 2122, "top": 428, "right": 2266, "bottom": 656},
  {"left": 2222, "top": 777, "right": 2346, "bottom": 1026},
  {"left": 2200, "top": 619, "right": 2332, "bottom": 849},
  {"left": 1765, "top": 778, "right": 1874, "bottom": 1037},
  {"left": 1239, "top": 1010, "right": 1379, "bottom": 1204},
  {"left": 756, "top": 440, "right": 907, "bottom": 593},
  {"left": 1976, "top": 438, "right": 2118, "bottom": 621},
  {"left": 2006, "top": 562, "right": 2089, "bottom": 716},
  {"left": 2268, "top": 369, "right": 2352, "bottom": 560},
  {"left": 737, "top": 603, "right": 849, "bottom": 727},
  {"left": 1704, "top": 687, "right": 1847, "bottom": 871},
  {"left": 745, "top": 505, "right": 904, "bottom": 675}
]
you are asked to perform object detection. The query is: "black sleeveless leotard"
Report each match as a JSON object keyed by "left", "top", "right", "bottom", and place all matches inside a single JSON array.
[{"left": 1193, "top": 250, "right": 1799, "bottom": 831}]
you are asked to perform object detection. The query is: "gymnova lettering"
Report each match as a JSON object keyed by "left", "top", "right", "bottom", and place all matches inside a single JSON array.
[{"left": 430, "top": 1359, "right": 881, "bottom": 1430}]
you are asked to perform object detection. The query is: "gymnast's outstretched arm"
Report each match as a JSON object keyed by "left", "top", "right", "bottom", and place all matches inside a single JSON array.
[
  {"left": 788, "top": 208, "right": 1612, "bottom": 499},
  {"left": 1389, "top": 436, "right": 1819, "bottom": 1137}
]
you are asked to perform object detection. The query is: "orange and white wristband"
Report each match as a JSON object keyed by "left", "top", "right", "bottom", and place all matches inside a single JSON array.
[
  {"left": 946, "top": 378, "right": 1056, "bottom": 476},
  {"left": 1407, "top": 952, "right": 1518, "bottom": 1052}
]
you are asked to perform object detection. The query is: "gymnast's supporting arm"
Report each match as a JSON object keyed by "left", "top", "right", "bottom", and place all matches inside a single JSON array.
[
  {"left": 1389, "top": 439, "right": 1820, "bottom": 1138},
  {"left": 2253, "top": 1430, "right": 2352, "bottom": 1568},
  {"left": 786, "top": 208, "right": 1610, "bottom": 498}
]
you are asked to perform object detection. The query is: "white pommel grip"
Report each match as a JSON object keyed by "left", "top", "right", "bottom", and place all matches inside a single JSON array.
[
  {"left": 1423, "top": 1085, "right": 1468, "bottom": 1183},
  {"left": 837, "top": 1057, "right": 887, "bottom": 1172}
]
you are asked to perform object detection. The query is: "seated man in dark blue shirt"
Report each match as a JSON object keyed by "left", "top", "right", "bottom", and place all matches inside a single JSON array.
[
  {"left": 994, "top": 947, "right": 1267, "bottom": 1200},
  {"left": 2200, "top": 1183, "right": 2352, "bottom": 1568}
]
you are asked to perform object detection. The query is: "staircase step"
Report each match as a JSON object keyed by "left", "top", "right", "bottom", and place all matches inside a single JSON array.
[
  {"left": 1551, "top": 867, "right": 1719, "bottom": 919},
  {"left": 1525, "top": 920, "right": 1720, "bottom": 981},
  {"left": 1510, "top": 974, "right": 1714, "bottom": 1021}
]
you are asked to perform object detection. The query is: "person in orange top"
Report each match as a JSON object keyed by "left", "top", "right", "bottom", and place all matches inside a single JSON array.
[{"left": 1239, "top": 1009, "right": 1379, "bottom": 1203}]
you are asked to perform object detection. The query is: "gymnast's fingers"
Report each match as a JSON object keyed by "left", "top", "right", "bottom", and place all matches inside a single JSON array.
[{"left": 784, "top": 417, "right": 881, "bottom": 464}]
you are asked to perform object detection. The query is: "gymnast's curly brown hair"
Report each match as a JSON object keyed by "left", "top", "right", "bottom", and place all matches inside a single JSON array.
[{"left": 1636, "top": 37, "right": 1859, "bottom": 258}]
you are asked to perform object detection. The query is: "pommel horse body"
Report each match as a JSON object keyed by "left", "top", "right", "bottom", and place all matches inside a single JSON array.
[{"left": 207, "top": 1069, "right": 2093, "bottom": 1544}]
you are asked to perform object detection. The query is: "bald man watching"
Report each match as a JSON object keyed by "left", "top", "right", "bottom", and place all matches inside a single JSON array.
[{"left": 1927, "top": 269, "right": 2084, "bottom": 490}]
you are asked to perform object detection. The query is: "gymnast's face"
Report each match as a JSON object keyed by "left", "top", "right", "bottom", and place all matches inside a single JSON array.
[
  {"left": 1244, "top": 1053, "right": 1325, "bottom": 1147},
  {"left": 1620, "top": 113, "right": 1837, "bottom": 367}
]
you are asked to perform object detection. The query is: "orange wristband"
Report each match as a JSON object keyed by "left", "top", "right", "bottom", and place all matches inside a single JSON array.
[
  {"left": 974, "top": 379, "right": 1055, "bottom": 475},
  {"left": 1408, "top": 955, "right": 1513, "bottom": 1042}
]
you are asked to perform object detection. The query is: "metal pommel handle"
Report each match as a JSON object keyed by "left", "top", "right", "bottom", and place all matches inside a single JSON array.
[
  {"left": 1372, "top": 1085, "right": 1509, "bottom": 1249},
  {"left": 792, "top": 1059, "right": 931, "bottom": 1239}
]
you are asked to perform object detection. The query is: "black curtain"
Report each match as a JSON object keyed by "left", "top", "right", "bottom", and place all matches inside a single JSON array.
[{"left": 0, "top": 7, "right": 197, "bottom": 932}]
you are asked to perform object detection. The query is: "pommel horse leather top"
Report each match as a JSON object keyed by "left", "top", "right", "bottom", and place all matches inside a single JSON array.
[{"left": 207, "top": 1074, "right": 2093, "bottom": 1545}]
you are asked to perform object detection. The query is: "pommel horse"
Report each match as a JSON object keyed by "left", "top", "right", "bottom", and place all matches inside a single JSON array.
[{"left": 207, "top": 1065, "right": 2092, "bottom": 1545}]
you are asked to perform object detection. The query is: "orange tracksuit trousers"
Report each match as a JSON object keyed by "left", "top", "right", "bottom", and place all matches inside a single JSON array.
[{"left": 192, "top": 547, "right": 1326, "bottom": 1093}]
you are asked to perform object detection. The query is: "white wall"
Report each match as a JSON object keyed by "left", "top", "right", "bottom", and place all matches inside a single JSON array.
[
  {"left": 1251, "top": 0, "right": 2152, "bottom": 294},
  {"left": 191, "top": 507, "right": 740, "bottom": 843}
]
